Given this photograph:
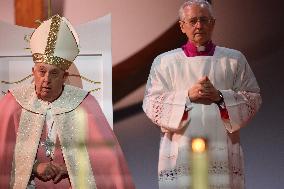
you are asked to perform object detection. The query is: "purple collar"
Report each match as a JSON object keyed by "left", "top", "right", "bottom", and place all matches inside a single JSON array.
[{"left": 182, "top": 41, "right": 216, "bottom": 57}]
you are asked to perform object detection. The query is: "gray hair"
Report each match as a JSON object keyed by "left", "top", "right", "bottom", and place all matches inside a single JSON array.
[{"left": 179, "top": 0, "right": 213, "bottom": 20}]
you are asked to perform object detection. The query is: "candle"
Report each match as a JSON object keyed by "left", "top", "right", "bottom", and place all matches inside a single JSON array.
[
  {"left": 76, "top": 107, "right": 88, "bottom": 189},
  {"left": 191, "top": 137, "right": 208, "bottom": 189}
]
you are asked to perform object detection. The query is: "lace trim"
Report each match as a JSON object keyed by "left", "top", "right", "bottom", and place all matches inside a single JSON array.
[
  {"left": 208, "top": 185, "right": 231, "bottom": 189},
  {"left": 159, "top": 160, "right": 243, "bottom": 182},
  {"left": 152, "top": 95, "right": 168, "bottom": 125},
  {"left": 146, "top": 91, "right": 180, "bottom": 129},
  {"left": 147, "top": 93, "right": 177, "bottom": 129},
  {"left": 234, "top": 91, "right": 260, "bottom": 123},
  {"left": 231, "top": 166, "right": 243, "bottom": 177},
  {"left": 159, "top": 165, "right": 188, "bottom": 181},
  {"left": 241, "top": 91, "right": 259, "bottom": 117}
]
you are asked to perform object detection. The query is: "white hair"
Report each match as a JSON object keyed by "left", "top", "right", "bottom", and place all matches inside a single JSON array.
[{"left": 179, "top": 0, "right": 213, "bottom": 20}]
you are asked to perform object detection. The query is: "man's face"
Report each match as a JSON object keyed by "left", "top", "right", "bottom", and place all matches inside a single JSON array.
[
  {"left": 179, "top": 4, "right": 215, "bottom": 46},
  {"left": 32, "top": 63, "right": 68, "bottom": 102}
]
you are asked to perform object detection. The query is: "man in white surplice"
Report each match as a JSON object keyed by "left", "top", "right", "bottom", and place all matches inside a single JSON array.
[{"left": 142, "top": 0, "right": 262, "bottom": 188}]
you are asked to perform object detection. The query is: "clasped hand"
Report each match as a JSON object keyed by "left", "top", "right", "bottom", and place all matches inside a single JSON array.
[
  {"left": 33, "top": 161, "right": 68, "bottom": 184},
  {"left": 188, "top": 76, "right": 220, "bottom": 105}
]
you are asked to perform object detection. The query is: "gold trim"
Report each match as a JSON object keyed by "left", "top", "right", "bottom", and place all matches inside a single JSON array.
[
  {"left": 68, "top": 74, "right": 101, "bottom": 84},
  {"left": 68, "top": 74, "right": 101, "bottom": 93},
  {"left": 33, "top": 53, "right": 72, "bottom": 70},
  {"left": 89, "top": 88, "right": 101, "bottom": 93},
  {"left": 0, "top": 74, "right": 33, "bottom": 85},
  {"left": 47, "top": 0, "right": 52, "bottom": 18},
  {"left": 34, "top": 19, "right": 43, "bottom": 25},
  {"left": 45, "top": 15, "right": 61, "bottom": 55}
]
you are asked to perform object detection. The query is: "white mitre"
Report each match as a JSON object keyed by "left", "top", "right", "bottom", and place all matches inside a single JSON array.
[{"left": 30, "top": 14, "right": 79, "bottom": 70}]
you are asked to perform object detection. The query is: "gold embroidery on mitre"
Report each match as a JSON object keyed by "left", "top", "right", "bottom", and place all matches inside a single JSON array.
[
  {"left": 45, "top": 15, "right": 61, "bottom": 55},
  {"left": 33, "top": 53, "right": 73, "bottom": 71}
]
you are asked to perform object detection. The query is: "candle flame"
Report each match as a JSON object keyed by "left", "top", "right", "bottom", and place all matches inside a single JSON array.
[{"left": 192, "top": 138, "right": 206, "bottom": 153}]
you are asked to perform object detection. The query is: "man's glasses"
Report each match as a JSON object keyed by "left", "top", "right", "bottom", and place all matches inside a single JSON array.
[{"left": 182, "top": 16, "right": 214, "bottom": 26}]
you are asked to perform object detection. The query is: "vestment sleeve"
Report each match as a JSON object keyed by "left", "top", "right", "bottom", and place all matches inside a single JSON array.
[
  {"left": 142, "top": 56, "right": 191, "bottom": 132},
  {"left": 220, "top": 53, "right": 262, "bottom": 133}
]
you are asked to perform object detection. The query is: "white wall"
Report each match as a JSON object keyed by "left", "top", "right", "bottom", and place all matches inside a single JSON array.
[{"left": 0, "top": 0, "right": 14, "bottom": 24}]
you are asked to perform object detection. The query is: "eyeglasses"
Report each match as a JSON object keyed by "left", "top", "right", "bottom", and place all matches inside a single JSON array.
[{"left": 182, "top": 16, "right": 214, "bottom": 26}]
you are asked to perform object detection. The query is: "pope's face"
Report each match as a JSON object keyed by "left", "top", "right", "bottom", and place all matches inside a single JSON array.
[
  {"left": 179, "top": 4, "right": 215, "bottom": 46},
  {"left": 32, "top": 63, "right": 68, "bottom": 102}
]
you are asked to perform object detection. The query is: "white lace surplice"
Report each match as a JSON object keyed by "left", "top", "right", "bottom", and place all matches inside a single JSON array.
[{"left": 142, "top": 47, "right": 261, "bottom": 189}]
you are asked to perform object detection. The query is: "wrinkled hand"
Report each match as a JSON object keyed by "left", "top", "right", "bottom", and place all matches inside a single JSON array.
[
  {"left": 33, "top": 162, "right": 57, "bottom": 182},
  {"left": 33, "top": 161, "right": 69, "bottom": 183},
  {"left": 188, "top": 76, "right": 221, "bottom": 105},
  {"left": 51, "top": 162, "right": 69, "bottom": 184}
]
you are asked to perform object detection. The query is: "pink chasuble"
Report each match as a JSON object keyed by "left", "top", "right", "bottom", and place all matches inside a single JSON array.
[
  {"left": 0, "top": 93, "right": 21, "bottom": 189},
  {"left": 0, "top": 87, "right": 135, "bottom": 189}
]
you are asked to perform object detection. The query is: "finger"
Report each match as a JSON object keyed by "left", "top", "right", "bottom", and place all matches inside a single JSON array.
[
  {"left": 197, "top": 89, "right": 204, "bottom": 98},
  {"left": 206, "top": 83, "right": 214, "bottom": 90},
  {"left": 203, "top": 88, "right": 216, "bottom": 96},
  {"left": 205, "top": 76, "right": 209, "bottom": 81},
  {"left": 198, "top": 84, "right": 210, "bottom": 94},
  {"left": 45, "top": 174, "right": 53, "bottom": 181},
  {"left": 198, "top": 77, "right": 208, "bottom": 84},
  {"left": 41, "top": 174, "right": 51, "bottom": 182},
  {"left": 198, "top": 86, "right": 210, "bottom": 95},
  {"left": 199, "top": 98, "right": 213, "bottom": 105},
  {"left": 53, "top": 173, "right": 62, "bottom": 184},
  {"left": 198, "top": 84, "right": 205, "bottom": 91},
  {"left": 198, "top": 88, "right": 215, "bottom": 98},
  {"left": 202, "top": 80, "right": 214, "bottom": 88},
  {"left": 50, "top": 163, "right": 60, "bottom": 175},
  {"left": 203, "top": 76, "right": 210, "bottom": 82},
  {"left": 46, "top": 167, "right": 57, "bottom": 179},
  {"left": 201, "top": 85, "right": 210, "bottom": 91},
  {"left": 201, "top": 76, "right": 209, "bottom": 81}
]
